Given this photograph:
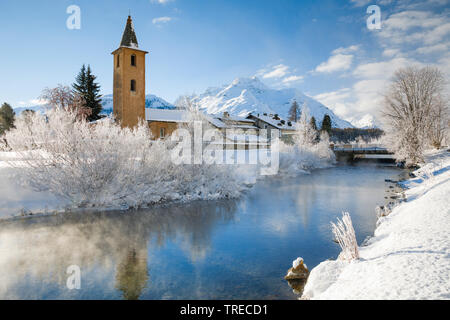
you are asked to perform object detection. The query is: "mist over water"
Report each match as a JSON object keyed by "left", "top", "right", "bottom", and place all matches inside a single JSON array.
[{"left": 0, "top": 164, "right": 405, "bottom": 299}]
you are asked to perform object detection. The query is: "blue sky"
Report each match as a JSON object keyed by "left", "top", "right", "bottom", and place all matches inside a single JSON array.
[{"left": 0, "top": 0, "right": 448, "bottom": 123}]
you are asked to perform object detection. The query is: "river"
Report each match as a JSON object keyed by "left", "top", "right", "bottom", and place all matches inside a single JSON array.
[{"left": 0, "top": 163, "right": 406, "bottom": 299}]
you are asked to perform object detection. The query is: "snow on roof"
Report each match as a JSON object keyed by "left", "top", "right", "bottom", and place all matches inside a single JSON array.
[
  {"left": 146, "top": 109, "right": 190, "bottom": 123},
  {"left": 248, "top": 113, "right": 296, "bottom": 131},
  {"left": 145, "top": 109, "right": 228, "bottom": 129},
  {"left": 203, "top": 115, "right": 227, "bottom": 129},
  {"left": 218, "top": 115, "right": 255, "bottom": 123},
  {"left": 145, "top": 109, "right": 265, "bottom": 132}
]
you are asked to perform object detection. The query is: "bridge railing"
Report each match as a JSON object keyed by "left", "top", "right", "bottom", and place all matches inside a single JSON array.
[{"left": 333, "top": 144, "right": 387, "bottom": 151}]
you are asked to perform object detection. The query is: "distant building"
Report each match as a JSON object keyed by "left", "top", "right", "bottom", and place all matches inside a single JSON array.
[
  {"left": 112, "top": 16, "right": 148, "bottom": 129},
  {"left": 146, "top": 109, "right": 191, "bottom": 139},
  {"left": 247, "top": 113, "right": 296, "bottom": 138}
]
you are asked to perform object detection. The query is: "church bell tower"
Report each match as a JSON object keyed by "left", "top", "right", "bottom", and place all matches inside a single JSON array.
[{"left": 112, "top": 16, "right": 148, "bottom": 128}]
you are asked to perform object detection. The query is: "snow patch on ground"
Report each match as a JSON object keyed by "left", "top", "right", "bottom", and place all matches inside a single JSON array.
[{"left": 302, "top": 149, "right": 450, "bottom": 300}]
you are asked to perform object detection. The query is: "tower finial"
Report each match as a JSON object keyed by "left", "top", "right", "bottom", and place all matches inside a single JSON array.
[{"left": 120, "top": 14, "right": 138, "bottom": 48}]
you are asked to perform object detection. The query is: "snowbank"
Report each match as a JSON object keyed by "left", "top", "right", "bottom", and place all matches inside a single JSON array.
[{"left": 302, "top": 149, "right": 450, "bottom": 300}]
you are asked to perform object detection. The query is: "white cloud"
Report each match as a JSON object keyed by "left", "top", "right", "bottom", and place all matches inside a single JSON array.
[
  {"left": 259, "top": 64, "right": 290, "bottom": 79},
  {"left": 150, "top": 0, "right": 174, "bottom": 4},
  {"left": 152, "top": 16, "right": 173, "bottom": 25},
  {"left": 313, "top": 88, "right": 353, "bottom": 118},
  {"left": 313, "top": 45, "right": 358, "bottom": 74},
  {"left": 349, "top": 0, "right": 371, "bottom": 7},
  {"left": 382, "top": 48, "right": 400, "bottom": 57},
  {"left": 379, "top": 10, "right": 450, "bottom": 45},
  {"left": 314, "top": 88, "right": 351, "bottom": 104},
  {"left": 353, "top": 57, "right": 419, "bottom": 79},
  {"left": 315, "top": 54, "right": 354, "bottom": 73},
  {"left": 282, "top": 75, "right": 304, "bottom": 84},
  {"left": 256, "top": 64, "right": 304, "bottom": 88},
  {"left": 332, "top": 45, "right": 359, "bottom": 55},
  {"left": 416, "top": 42, "right": 450, "bottom": 54}
]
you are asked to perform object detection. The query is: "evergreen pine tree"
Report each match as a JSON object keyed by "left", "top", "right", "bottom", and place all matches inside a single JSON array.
[
  {"left": 72, "top": 64, "right": 103, "bottom": 121},
  {"left": 85, "top": 65, "right": 103, "bottom": 120},
  {"left": 321, "top": 114, "right": 332, "bottom": 135},
  {"left": 288, "top": 100, "right": 300, "bottom": 122},
  {"left": 73, "top": 64, "right": 87, "bottom": 97},
  {"left": 310, "top": 116, "right": 317, "bottom": 131},
  {"left": 0, "top": 103, "right": 15, "bottom": 135}
]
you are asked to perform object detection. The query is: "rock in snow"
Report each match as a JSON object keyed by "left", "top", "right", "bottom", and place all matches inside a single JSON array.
[
  {"left": 190, "top": 77, "right": 354, "bottom": 129},
  {"left": 285, "top": 257, "right": 310, "bottom": 280}
]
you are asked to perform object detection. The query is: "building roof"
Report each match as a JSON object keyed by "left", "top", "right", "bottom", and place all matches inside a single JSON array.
[
  {"left": 248, "top": 113, "right": 296, "bottom": 131},
  {"left": 120, "top": 16, "right": 139, "bottom": 49},
  {"left": 217, "top": 115, "right": 255, "bottom": 124},
  {"left": 145, "top": 109, "right": 266, "bottom": 132},
  {"left": 146, "top": 109, "right": 191, "bottom": 123}
]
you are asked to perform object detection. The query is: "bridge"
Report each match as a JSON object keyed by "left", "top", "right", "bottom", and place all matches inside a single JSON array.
[{"left": 332, "top": 144, "right": 395, "bottom": 162}]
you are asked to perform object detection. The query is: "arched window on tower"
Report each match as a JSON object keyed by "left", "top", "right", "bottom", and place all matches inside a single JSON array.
[
  {"left": 117, "top": 54, "right": 120, "bottom": 68},
  {"left": 131, "top": 80, "right": 136, "bottom": 92},
  {"left": 131, "top": 54, "right": 136, "bottom": 67}
]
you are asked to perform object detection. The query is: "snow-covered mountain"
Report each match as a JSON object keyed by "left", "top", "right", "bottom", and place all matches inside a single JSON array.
[
  {"left": 350, "top": 114, "right": 381, "bottom": 129},
  {"left": 14, "top": 94, "right": 176, "bottom": 116},
  {"left": 190, "top": 77, "right": 354, "bottom": 128},
  {"left": 13, "top": 105, "right": 48, "bottom": 115},
  {"left": 101, "top": 94, "right": 175, "bottom": 115}
]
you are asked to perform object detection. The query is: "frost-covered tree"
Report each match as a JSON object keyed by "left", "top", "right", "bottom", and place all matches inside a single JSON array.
[
  {"left": 294, "top": 106, "right": 317, "bottom": 147},
  {"left": 428, "top": 96, "right": 448, "bottom": 149},
  {"left": 0, "top": 102, "right": 15, "bottom": 135},
  {"left": 382, "top": 66, "right": 448, "bottom": 165},
  {"left": 41, "top": 85, "right": 91, "bottom": 120}
]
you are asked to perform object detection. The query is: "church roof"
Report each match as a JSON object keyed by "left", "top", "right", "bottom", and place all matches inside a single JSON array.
[{"left": 120, "top": 16, "right": 139, "bottom": 49}]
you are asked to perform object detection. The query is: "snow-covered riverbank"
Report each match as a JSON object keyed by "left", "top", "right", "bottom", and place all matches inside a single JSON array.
[{"left": 302, "top": 149, "right": 450, "bottom": 300}]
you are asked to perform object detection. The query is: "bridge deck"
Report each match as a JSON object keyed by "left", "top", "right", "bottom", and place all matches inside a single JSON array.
[
  {"left": 333, "top": 144, "right": 392, "bottom": 154},
  {"left": 333, "top": 144, "right": 394, "bottom": 160}
]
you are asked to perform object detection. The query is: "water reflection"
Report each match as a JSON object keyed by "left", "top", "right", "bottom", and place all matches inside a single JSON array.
[
  {"left": 0, "top": 165, "right": 403, "bottom": 300},
  {"left": 0, "top": 200, "right": 237, "bottom": 300}
]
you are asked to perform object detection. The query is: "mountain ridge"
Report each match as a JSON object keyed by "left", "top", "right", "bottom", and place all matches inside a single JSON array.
[{"left": 190, "top": 77, "right": 354, "bottom": 128}]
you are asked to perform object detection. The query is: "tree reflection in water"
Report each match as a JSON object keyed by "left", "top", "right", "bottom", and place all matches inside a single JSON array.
[{"left": 0, "top": 199, "right": 237, "bottom": 300}]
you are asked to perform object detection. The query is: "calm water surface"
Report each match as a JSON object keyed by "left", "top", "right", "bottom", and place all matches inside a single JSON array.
[{"left": 0, "top": 164, "right": 405, "bottom": 299}]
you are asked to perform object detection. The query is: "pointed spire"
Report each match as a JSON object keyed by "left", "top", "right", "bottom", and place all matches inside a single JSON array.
[{"left": 120, "top": 15, "right": 139, "bottom": 49}]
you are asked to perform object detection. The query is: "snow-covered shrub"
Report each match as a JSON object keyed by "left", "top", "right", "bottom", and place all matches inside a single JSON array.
[
  {"left": 331, "top": 212, "right": 359, "bottom": 262},
  {"left": 279, "top": 117, "right": 335, "bottom": 174},
  {"left": 4, "top": 108, "right": 247, "bottom": 208}
]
